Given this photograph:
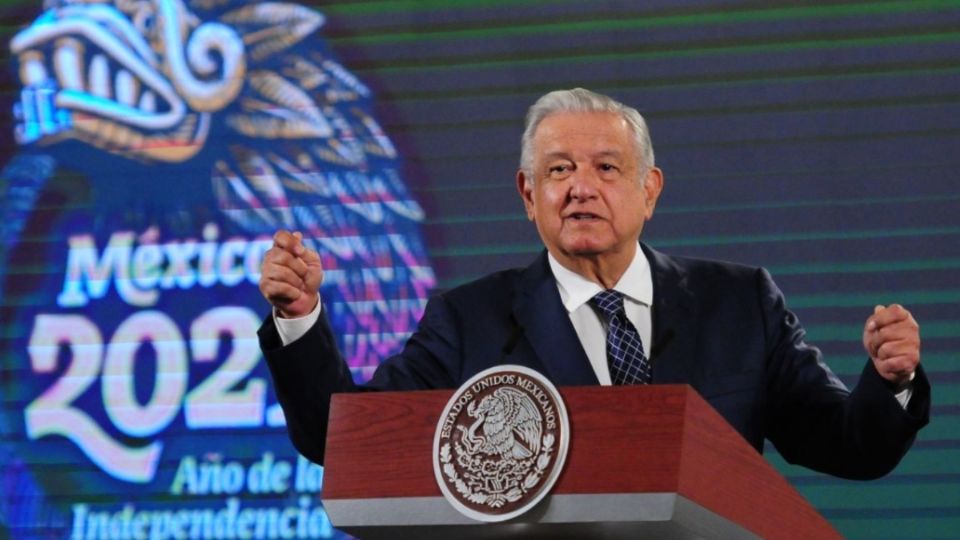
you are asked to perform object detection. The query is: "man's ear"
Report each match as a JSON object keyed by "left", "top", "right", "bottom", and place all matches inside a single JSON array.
[
  {"left": 643, "top": 167, "right": 664, "bottom": 220},
  {"left": 517, "top": 169, "right": 535, "bottom": 221}
]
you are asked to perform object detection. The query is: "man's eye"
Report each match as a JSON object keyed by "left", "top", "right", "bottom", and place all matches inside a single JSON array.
[
  {"left": 549, "top": 165, "right": 569, "bottom": 174},
  {"left": 599, "top": 163, "right": 618, "bottom": 172}
]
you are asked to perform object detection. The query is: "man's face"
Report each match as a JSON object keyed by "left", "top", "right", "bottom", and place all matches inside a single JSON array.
[{"left": 517, "top": 111, "right": 663, "bottom": 268}]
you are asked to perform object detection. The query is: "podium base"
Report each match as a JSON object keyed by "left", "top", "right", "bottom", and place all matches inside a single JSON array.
[{"left": 325, "top": 492, "right": 759, "bottom": 539}]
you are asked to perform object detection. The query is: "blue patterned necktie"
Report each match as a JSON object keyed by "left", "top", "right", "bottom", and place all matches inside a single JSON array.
[{"left": 590, "top": 289, "right": 652, "bottom": 385}]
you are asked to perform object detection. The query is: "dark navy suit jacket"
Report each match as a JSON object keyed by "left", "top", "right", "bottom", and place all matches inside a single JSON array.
[{"left": 261, "top": 244, "right": 930, "bottom": 479}]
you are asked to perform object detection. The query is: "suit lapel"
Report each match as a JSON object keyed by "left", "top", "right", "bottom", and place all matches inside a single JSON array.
[
  {"left": 643, "top": 244, "right": 700, "bottom": 384},
  {"left": 512, "top": 251, "right": 599, "bottom": 386},
  {"left": 511, "top": 245, "right": 700, "bottom": 386}
]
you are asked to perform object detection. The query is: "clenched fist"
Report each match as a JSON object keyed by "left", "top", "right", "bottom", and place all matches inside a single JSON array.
[
  {"left": 863, "top": 304, "right": 921, "bottom": 389},
  {"left": 259, "top": 230, "right": 323, "bottom": 318}
]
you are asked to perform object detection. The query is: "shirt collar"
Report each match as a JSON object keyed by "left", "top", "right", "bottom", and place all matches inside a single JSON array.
[{"left": 548, "top": 246, "right": 653, "bottom": 313}]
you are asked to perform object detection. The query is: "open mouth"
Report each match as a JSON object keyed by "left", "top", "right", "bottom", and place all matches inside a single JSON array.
[
  {"left": 567, "top": 212, "right": 602, "bottom": 221},
  {"left": 11, "top": 5, "right": 186, "bottom": 145}
]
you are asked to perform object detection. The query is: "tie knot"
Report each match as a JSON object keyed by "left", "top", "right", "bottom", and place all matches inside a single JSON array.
[{"left": 590, "top": 289, "right": 625, "bottom": 319}]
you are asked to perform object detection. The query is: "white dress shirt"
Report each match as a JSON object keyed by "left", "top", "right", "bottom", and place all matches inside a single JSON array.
[
  {"left": 548, "top": 249, "right": 652, "bottom": 386},
  {"left": 275, "top": 299, "right": 322, "bottom": 346}
]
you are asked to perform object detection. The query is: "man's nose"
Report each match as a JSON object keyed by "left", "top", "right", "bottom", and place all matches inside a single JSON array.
[{"left": 569, "top": 169, "right": 600, "bottom": 200}]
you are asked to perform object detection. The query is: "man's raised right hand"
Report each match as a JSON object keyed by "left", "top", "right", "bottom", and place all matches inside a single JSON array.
[{"left": 259, "top": 230, "right": 323, "bottom": 318}]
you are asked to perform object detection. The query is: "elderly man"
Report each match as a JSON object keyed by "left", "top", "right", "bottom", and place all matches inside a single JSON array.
[{"left": 258, "top": 88, "right": 929, "bottom": 479}]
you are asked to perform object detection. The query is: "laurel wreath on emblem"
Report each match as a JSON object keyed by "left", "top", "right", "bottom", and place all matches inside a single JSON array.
[
  {"left": 439, "top": 387, "right": 556, "bottom": 508},
  {"left": 440, "top": 435, "right": 555, "bottom": 508}
]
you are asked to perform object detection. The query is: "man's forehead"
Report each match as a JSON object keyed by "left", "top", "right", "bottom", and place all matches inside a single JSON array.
[
  {"left": 533, "top": 111, "right": 634, "bottom": 158},
  {"left": 541, "top": 149, "right": 627, "bottom": 160},
  {"left": 535, "top": 111, "right": 629, "bottom": 139}
]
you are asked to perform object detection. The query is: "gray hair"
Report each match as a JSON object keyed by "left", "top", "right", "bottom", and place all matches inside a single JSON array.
[{"left": 519, "top": 88, "right": 655, "bottom": 181}]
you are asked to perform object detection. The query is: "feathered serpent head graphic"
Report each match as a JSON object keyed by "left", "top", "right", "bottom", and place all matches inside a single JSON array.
[{"left": 6, "top": 0, "right": 436, "bottom": 374}]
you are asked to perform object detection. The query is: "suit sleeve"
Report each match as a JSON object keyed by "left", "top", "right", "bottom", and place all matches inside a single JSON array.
[
  {"left": 259, "top": 294, "right": 464, "bottom": 464},
  {"left": 758, "top": 268, "right": 931, "bottom": 479},
  {"left": 259, "top": 310, "right": 357, "bottom": 465}
]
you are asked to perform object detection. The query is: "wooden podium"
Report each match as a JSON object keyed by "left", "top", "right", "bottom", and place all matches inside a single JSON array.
[{"left": 322, "top": 385, "right": 840, "bottom": 539}]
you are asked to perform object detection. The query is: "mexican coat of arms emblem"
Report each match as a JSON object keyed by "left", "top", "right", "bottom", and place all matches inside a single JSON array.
[{"left": 432, "top": 365, "right": 570, "bottom": 522}]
